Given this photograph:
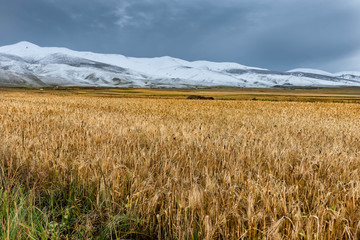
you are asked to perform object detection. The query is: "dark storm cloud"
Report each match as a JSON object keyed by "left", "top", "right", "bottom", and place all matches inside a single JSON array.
[{"left": 0, "top": 0, "right": 359, "bottom": 71}]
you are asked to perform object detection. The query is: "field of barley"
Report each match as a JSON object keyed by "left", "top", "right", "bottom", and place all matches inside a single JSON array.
[{"left": 1, "top": 90, "right": 360, "bottom": 239}]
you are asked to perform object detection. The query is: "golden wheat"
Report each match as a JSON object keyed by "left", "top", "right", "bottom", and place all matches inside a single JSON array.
[{"left": 1, "top": 91, "right": 360, "bottom": 239}]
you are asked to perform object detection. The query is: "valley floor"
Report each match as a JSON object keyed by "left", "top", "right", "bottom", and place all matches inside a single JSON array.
[
  {"left": 1, "top": 88, "right": 360, "bottom": 239},
  {"left": 2, "top": 86, "right": 360, "bottom": 102}
]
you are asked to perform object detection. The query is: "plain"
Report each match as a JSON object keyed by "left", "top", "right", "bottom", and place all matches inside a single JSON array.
[{"left": 0, "top": 88, "right": 360, "bottom": 239}]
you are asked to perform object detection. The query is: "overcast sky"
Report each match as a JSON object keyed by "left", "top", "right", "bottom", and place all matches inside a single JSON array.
[{"left": 0, "top": 0, "right": 359, "bottom": 72}]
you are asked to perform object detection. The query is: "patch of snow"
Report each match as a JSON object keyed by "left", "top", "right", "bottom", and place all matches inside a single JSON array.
[{"left": 287, "top": 68, "right": 334, "bottom": 76}]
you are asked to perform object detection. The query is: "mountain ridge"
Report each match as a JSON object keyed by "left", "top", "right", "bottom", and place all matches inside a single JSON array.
[{"left": 0, "top": 41, "right": 359, "bottom": 88}]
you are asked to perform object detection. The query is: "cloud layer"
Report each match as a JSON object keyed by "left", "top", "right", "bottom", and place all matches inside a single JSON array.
[{"left": 1, "top": 0, "right": 359, "bottom": 71}]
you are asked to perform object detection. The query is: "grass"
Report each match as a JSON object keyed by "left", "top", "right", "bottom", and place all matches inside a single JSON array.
[
  {"left": 3, "top": 86, "right": 360, "bottom": 102},
  {"left": 0, "top": 145, "right": 147, "bottom": 239},
  {"left": 1, "top": 88, "right": 360, "bottom": 239},
  {"left": 331, "top": 92, "right": 360, "bottom": 95}
]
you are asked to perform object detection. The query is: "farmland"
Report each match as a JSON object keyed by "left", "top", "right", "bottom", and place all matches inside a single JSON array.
[{"left": 1, "top": 88, "right": 360, "bottom": 239}]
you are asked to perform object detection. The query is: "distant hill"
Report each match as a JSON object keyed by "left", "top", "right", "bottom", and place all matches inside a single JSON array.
[{"left": 0, "top": 41, "right": 359, "bottom": 88}]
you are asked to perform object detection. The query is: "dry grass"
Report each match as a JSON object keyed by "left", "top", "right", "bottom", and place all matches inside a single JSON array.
[{"left": 1, "top": 91, "right": 360, "bottom": 239}]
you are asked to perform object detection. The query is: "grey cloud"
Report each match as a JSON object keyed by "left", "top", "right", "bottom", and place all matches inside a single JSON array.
[
  {"left": 0, "top": 0, "right": 359, "bottom": 71},
  {"left": 241, "top": 0, "right": 360, "bottom": 70}
]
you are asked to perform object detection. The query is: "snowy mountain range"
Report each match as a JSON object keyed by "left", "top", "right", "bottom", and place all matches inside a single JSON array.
[{"left": 0, "top": 41, "right": 360, "bottom": 88}]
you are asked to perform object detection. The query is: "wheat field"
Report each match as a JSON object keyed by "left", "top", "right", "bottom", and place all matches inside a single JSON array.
[{"left": 1, "top": 91, "right": 360, "bottom": 239}]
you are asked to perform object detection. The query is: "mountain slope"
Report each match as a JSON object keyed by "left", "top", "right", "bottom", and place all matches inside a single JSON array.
[{"left": 0, "top": 41, "right": 359, "bottom": 88}]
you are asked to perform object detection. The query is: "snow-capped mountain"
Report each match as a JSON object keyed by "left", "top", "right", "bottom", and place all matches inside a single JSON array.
[{"left": 0, "top": 41, "right": 359, "bottom": 88}]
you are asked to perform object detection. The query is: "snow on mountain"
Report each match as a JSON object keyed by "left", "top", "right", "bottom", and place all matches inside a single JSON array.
[
  {"left": 287, "top": 68, "right": 334, "bottom": 76},
  {"left": 334, "top": 71, "right": 360, "bottom": 81},
  {"left": 0, "top": 41, "right": 360, "bottom": 88}
]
